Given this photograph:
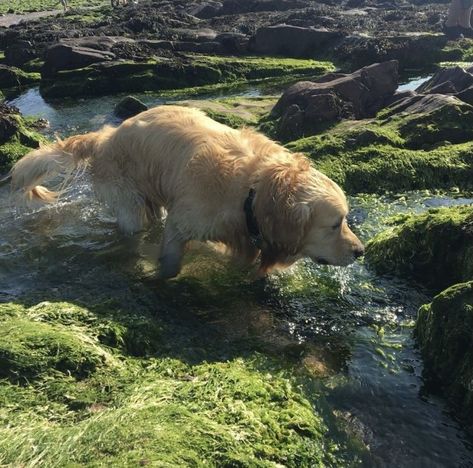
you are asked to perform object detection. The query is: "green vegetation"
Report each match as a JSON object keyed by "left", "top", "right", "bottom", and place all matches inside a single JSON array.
[
  {"left": 285, "top": 96, "right": 473, "bottom": 193},
  {"left": 0, "top": 300, "right": 362, "bottom": 466},
  {"left": 0, "top": 65, "right": 40, "bottom": 93},
  {"left": 0, "top": 114, "right": 46, "bottom": 174},
  {"left": 441, "top": 38, "right": 473, "bottom": 64},
  {"left": 416, "top": 282, "right": 473, "bottom": 434},
  {"left": 40, "top": 56, "right": 334, "bottom": 99},
  {"left": 365, "top": 206, "right": 473, "bottom": 291},
  {"left": 0, "top": 0, "right": 104, "bottom": 14}
]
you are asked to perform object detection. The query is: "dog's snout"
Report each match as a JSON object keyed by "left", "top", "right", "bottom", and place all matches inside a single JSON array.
[{"left": 353, "top": 245, "right": 365, "bottom": 259}]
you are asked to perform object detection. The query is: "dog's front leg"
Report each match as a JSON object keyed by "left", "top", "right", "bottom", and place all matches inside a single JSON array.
[{"left": 158, "top": 218, "right": 185, "bottom": 279}]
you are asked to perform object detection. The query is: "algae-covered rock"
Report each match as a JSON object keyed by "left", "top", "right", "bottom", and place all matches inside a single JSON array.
[
  {"left": 0, "top": 104, "right": 45, "bottom": 174},
  {"left": 0, "top": 299, "right": 363, "bottom": 466},
  {"left": 39, "top": 55, "right": 334, "bottom": 99},
  {"left": 285, "top": 92, "right": 473, "bottom": 193},
  {"left": 114, "top": 95, "right": 148, "bottom": 119},
  {"left": 416, "top": 281, "right": 473, "bottom": 434},
  {"left": 365, "top": 206, "right": 473, "bottom": 291},
  {"left": 0, "top": 64, "right": 40, "bottom": 93}
]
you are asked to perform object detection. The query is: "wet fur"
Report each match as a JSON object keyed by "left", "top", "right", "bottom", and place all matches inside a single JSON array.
[{"left": 10, "top": 105, "right": 362, "bottom": 278}]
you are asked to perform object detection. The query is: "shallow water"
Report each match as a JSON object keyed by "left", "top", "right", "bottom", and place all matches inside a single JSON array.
[{"left": 1, "top": 89, "right": 473, "bottom": 466}]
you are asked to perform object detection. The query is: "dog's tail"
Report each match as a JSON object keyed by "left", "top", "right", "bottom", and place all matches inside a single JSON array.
[{"left": 10, "top": 127, "right": 114, "bottom": 204}]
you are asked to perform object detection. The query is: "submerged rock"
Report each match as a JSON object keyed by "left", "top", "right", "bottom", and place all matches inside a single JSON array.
[
  {"left": 114, "top": 95, "right": 148, "bottom": 119},
  {"left": 365, "top": 206, "right": 473, "bottom": 291},
  {"left": 416, "top": 281, "right": 473, "bottom": 435}
]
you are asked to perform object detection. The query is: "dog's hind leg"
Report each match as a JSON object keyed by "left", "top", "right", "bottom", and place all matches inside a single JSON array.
[
  {"left": 158, "top": 216, "right": 186, "bottom": 279},
  {"left": 95, "top": 182, "right": 147, "bottom": 235}
]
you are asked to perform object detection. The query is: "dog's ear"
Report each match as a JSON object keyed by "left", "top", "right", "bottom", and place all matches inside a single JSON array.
[{"left": 254, "top": 154, "right": 313, "bottom": 255}]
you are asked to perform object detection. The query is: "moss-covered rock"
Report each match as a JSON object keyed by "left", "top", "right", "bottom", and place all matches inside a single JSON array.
[
  {"left": 365, "top": 206, "right": 473, "bottom": 291},
  {"left": 0, "top": 300, "right": 363, "bottom": 465},
  {"left": 0, "top": 106, "right": 46, "bottom": 174},
  {"left": 416, "top": 282, "right": 473, "bottom": 434},
  {"left": 39, "top": 55, "right": 334, "bottom": 99},
  {"left": 285, "top": 95, "right": 473, "bottom": 193},
  {"left": 0, "top": 65, "right": 40, "bottom": 93}
]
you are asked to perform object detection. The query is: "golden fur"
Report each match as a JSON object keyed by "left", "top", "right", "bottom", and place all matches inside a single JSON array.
[{"left": 10, "top": 105, "right": 364, "bottom": 278}]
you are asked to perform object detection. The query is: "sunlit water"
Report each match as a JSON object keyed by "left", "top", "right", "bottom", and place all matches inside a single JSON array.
[{"left": 1, "top": 88, "right": 473, "bottom": 466}]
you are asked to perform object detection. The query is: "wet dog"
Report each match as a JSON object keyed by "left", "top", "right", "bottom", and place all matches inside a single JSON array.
[{"left": 9, "top": 105, "right": 364, "bottom": 278}]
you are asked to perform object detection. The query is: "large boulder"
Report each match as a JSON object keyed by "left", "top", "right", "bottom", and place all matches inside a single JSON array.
[
  {"left": 42, "top": 43, "right": 116, "bottom": 78},
  {"left": 4, "top": 40, "right": 36, "bottom": 67},
  {"left": 271, "top": 60, "right": 398, "bottom": 140},
  {"left": 366, "top": 206, "right": 473, "bottom": 291},
  {"left": 249, "top": 24, "right": 341, "bottom": 58},
  {"left": 416, "top": 281, "right": 473, "bottom": 435}
]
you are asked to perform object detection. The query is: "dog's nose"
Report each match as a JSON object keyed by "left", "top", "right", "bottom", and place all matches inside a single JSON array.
[{"left": 353, "top": 246, "right": 365, "bottom": 259}]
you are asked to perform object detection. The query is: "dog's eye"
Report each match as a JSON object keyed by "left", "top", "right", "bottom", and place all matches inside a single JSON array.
[{"left": 331, "top": 221, "right": 342, "bottom": 230}]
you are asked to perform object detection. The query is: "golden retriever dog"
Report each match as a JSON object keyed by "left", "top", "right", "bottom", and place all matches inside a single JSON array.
[{"left": 9, "top": 105, "right": 364, "bottom": 278}]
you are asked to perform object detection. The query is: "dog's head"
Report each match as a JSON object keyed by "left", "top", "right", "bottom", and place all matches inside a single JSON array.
[{"left": 254, "top": 153, "right": 364, "bottom": 271}]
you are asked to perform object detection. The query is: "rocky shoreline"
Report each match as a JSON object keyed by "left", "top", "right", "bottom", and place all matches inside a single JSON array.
[{"left": 0, "top": 0, "right": 472, "bottom": 465}]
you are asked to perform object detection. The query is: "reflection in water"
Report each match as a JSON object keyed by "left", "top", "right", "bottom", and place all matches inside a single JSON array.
[{"left": 1, "top": 178, "right": 472, "bottom": 466}]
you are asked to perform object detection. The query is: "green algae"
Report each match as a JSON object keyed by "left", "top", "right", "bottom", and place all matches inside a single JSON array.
[
  {"left": 416, "top": 281, "right": 473, "bottom": 434},
  {"left": 0, "top": 65, "right": 40, "bottom": 93},
  {"left": 285, "top": 105, "right": 473, "bottom": 194},
  {"left": 39, "top": 56, "right": 334, "bottom": 99},
  {"left": 0, "top": 300, "right": 364, "bottom": 466},
  {"left": 0, "top": 0, "right": 103, "bottom": 14},
  {"left": 0, "top": 113, "right": 46, "bottom": 174},
  {"left": 365, "top": 206, "right": 473, "bottom": 291}
]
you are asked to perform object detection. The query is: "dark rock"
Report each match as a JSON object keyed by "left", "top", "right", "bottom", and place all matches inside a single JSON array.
[
  {"left": 272, "top": 60, "right": 398, "bottom": 139},
  {"left": 114, "top": 96, "right": 148, "bottom": 119},
  {"left": 42, "top": 44, "right": 116, "bottom": 77},
  {"left": 0, "top": 65, "right": 39, "bottom": 90},
  {"left": 189, "top": 2, "right": 222, "bottom": 19},
  {"left": 59, "top": 36, "right": 135, "bottom": 52},
  {"left": 416, "top": 281, "right": 473, "bottom": 437},
  {"left": 417, "top": 66, "right": 473, "bottom": 95},
  {"left": 5, "top": 40, "right": 36, "bottom": 67},
  {"left": 0, "top": 104, "right": 21, "bottom": 145},
  {"left": 220, "top": 0, "right": 307, "bottom": 15},
  {"left": 456, "top": 85, "right": 473, "bottom": 106},
  {"left": 216, "top": 32, "right": 249, "bottom": 54},
  {"left": 249, "top": 24, "right": 342, "bottom": 58}
]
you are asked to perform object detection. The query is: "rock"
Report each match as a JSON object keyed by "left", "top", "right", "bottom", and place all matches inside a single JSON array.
[
  {"left": 382, "top": 93, "right": 473, "bottom": 148},
  {"left": 272, "top": 60, "right": 398, "bottom": 139},
  {"left": 188, "top": 2, "right": 222, "bottom": 19},
  {"left": 416, "top": 281, "right": 473, "bottom": 435},
  {"left": 4, "top": 40, "right": 36, "bottom": 67},
  {"left": 366, "top": 206, "right": 473, "bottom": 291},
  {"left": 114, "top": 96, "right": 148, "bottom": 119},
  {"left": 334, "top": 33, "right": 447, "bottom": 70},
  {"left": 456, "top": 85, "right": 473, "bottom": 106},
  {"left": 216, "top": 32, "right": 249, "bottom": 54},
  {"left": 416, "top": 66, "right": 473, "bottom": 95},
  {"left": 220, "top": 0, "right": 307, "bottom": 15},
  {"left": 42, "top": 43, "right": 116, "bottom": 77},
  {"left": 0, "top": 64, "right": 40, "bottom": 91},
  {"left": 59, "top": 36, "right": 135, "bottom": 52},
  {"left": 249, "top": 24, "right": 342, "bottom": 58}
]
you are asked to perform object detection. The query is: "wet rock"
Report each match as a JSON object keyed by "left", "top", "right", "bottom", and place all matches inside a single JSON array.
[
  {"left": 416, "top": 281, "right": 473, "bottom": 435},
  {"left": 59, "top": 36, "right": 135, "bottom": 52},
  {"left": 42, "top": 43, "right": 116, "bottom": 77},
  {"left": 272, "top": 60, "right": 398, "bottom": 139},
  {"left": 366, "top": 206, "right": 473, "bottom": 291},
  {"left": 216, "top": 32, "right": 249, "bottom": 54},
  {"left": 249, "top": 24, "right": 342, "bottom": 57},
  {"left": 114, "top": 96, "right": 148, "bottom": 119}
]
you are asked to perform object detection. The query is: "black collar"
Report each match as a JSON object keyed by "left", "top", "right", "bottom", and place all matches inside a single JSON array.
[{"left": 244, "top": 188, "right": 264, "bottom": 249}]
